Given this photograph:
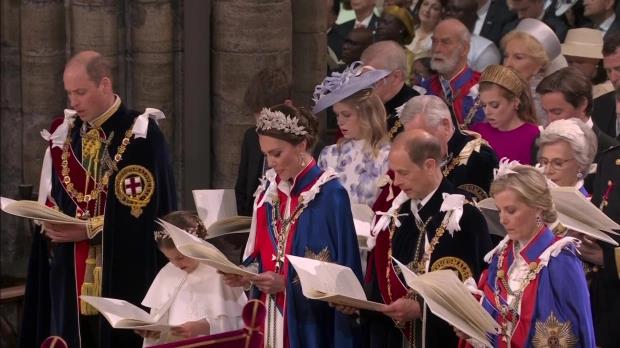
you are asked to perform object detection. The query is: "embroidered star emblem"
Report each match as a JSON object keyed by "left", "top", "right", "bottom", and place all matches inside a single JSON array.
[{"left": 532, "top": 312, "right": 578, "bottom": 348}]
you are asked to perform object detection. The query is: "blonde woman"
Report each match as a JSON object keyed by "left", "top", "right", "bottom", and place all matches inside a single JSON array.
[
  {"left": 457, "top": 165, "right": 595, "bottom": 347},
  {"left": 470, "top": 64, "right": 539, "bottom": 164},
  {"left": 314, "top": 62, "right": 392, "bottom": 206},
  {"left": 501, "top": 19, "right": 567, "bottom": 126}
]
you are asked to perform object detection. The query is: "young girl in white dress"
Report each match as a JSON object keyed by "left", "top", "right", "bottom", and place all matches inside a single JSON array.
[{"left": 137, "top": 211, "right": 247, "bottom": 346}]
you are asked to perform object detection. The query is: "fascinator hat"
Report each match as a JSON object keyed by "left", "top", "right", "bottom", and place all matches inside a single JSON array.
[{"left": 312, "top": 61, "right": 391, "bottom": 114}]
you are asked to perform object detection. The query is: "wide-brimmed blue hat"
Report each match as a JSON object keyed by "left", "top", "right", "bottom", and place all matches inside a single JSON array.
[{"left": 312, "top": 61, "right": 391, "bottom": 114}]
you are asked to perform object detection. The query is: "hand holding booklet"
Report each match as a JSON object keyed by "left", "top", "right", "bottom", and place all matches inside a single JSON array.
[
  {"left": 80, "top": 296, "right": 170, "bottom": 331},
  {"left": 156, "top": 219, "right": 256, "bottom": 277},
  {"left": 0, "top": 197, "right": 86, "bottom": 225},
  {"left": 286, "top": 255, "right": 386, "bottom": 311},
  {"left": 392, "top": 258, "right": 499, "bottom": 348}
]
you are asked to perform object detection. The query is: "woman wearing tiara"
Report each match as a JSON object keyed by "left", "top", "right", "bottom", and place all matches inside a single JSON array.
[
  {"left": 221, "top": 104, "right": 362, "bottom": 348},
  {"left": 470, "top": 64, "right": 540, "bottom": 165},
  {"left": 314, "top": 62, "right": 392, "bottom": 207},
  {"left": 457, "top": 165, "right": 594, "bottom": 347}
]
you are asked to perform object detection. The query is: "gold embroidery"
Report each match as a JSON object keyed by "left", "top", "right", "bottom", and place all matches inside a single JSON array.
[
  {"left": 457, "top": 184, "right": 488, "bottom": 202},
  {"left": 532, "top": 312, "right": 578, "bottom": 348},
  {"left": 114, "top": 165, "right": 155, "bottom": 218},
  {"left": 304, "top": 247, "right": 332, "bottom": 262},
  {"left": 430, "top": 256, "right": 472, "bottom": 281}
]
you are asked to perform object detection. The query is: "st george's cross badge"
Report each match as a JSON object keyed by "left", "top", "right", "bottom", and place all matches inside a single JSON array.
[{"left": 115, "top": 165, "right": 155, "bottom": 218}]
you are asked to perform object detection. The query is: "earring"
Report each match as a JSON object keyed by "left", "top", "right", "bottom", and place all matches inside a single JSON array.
[
  {"left": 299, "top": 153, "right": 306, "bottom": 167},
  {"left": 536, "top": 215, "right": 543, "bottom": 227},
  {"left": 577, "top": 172, "right": 583, "bottom": 179}
]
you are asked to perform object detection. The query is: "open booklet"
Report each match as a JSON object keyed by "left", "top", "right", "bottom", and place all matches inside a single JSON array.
[
  {"left": 0, "top": 197, "right": 86, "bottom": 225},
  {"left": 392, "top": 258, "right": 499, "bottom": 348},
  {"left": 157, "top": 219, "right": 256, "bottom": 277},
  {"left": 286, "top": 255, "right": 386, "bottom": 312},
  {"left": 476, "top": 186, "right": 620, "bottom": 246},
  {"left": 80, "top": 295, "right": 170, "bottom": 331}
]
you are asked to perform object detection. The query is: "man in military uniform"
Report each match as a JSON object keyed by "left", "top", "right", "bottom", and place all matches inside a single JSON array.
[
  {"left": 360, "top": 130, "right": 492, "bottom": 347},
  {"left": 19, "top": 51, "right": 177, "bottom": 348},
  {"left": 588, "top": 145, "right": 620, "bottom": 348}
]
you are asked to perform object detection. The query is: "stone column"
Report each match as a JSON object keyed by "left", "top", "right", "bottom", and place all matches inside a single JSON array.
[
  {"left": 70, "top": 0, "right": 120, "bottom": 85},
  {"left": 211, "top": 0, "right": 292, "bottom": 188},
  {"left": 291, "top": 0, "right": 327, "bottom": 108},
  {"left": 130, "top": 0, "right": 175, "bottom": 141}
]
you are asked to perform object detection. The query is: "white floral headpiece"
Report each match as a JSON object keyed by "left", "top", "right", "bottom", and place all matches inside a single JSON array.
[
  {"left": 154, "top": 223, "right": 203, "bottom": 241},
  {"left": 256, "top": 108, "right": 308, "bottom": 136},
  {"left": 493, "top": 158, "right": 523, "bottom": 179}
]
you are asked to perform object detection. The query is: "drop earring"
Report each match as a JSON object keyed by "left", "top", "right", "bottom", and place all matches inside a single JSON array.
[{"left": 536, "top": 215, "right": 543, "bottom": 227}]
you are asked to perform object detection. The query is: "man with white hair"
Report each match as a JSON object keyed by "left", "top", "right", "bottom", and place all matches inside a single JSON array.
[
  {"left": 361, "top": 40, "right": 420, "bottom": 138},
  {"left": 421, "top": 19, "right": 485, "bottom": 127},
  {"left": 400, "top": 95, "right": 498, "bottom": 200}
]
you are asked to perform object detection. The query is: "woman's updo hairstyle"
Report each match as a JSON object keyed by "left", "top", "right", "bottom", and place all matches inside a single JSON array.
[
  {"left": 256, "top": 103, "right": 319, "bottom": 151},
  {"left": 490, "top": 165, "right": 558, "bottom": 224}
]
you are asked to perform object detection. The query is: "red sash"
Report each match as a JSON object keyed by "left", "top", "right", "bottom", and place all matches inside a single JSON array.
[{"left": 48, "top": 120, "right": 109, "bottom": 297}]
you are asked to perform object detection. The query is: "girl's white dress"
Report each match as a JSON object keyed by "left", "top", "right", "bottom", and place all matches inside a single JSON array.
[{"left": 141, "top": 262, "right": 248, "bottom": 346}]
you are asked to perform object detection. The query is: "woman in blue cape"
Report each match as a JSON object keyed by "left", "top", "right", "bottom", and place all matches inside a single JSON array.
[{"left": 222, "top": 104, "right": 362, "bottom": 348}]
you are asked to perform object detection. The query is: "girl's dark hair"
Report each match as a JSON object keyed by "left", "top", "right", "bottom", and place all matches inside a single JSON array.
[{"left": 154, "top": 211, "right": 207, "bottom": 249}]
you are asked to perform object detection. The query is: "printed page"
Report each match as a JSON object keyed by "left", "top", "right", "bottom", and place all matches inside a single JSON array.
[
  {"left": 287, "top": 255, "right": 386, "bottom": 311},
  {"left": 392, "top": 258, "right": 498, "bottom": 347},
  {"left": 80, "top": 296, "right": 155, "bottom": 327},
  {"left": 351, "top": 204, "right": 374, "bottom": 238},
  {"left": 1, "top": 197, "right": 87, "bottom": 225}
]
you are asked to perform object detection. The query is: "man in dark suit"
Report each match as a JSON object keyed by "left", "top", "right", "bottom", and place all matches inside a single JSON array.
[
  {"left": 333, "top": 0, "right": 379, "bottom": 58},
  {"left": 584, "top": 0, "right": 620, "bottom": 37},
  {"left": 327, "top": 0, "right": 345, "bottom": 69},
  {"left": 475, "top": 0, "right": 517, "bottom": 47},
  {"left": 600, "top": 32, "right": 620, "bottom": 138},
  {"left": 502, "top": 0, "right": 569, "bottom": 41}
]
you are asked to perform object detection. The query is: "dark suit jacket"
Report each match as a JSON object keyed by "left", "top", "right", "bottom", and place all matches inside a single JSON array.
[
  {"left": 234, "top": 127, "right": 264, "bottom": 217},
  {"left": 479, "top": 0, "right": 517, "bottom": 47},
  {"left": 604, "top": 15, "right": 620, "bottom": 38},
  {"left": 502, "top": 13, "right": 569, "bottom": 42},
  {"left": 328, "top": 26, "right": 347, "bottom": 63},
  {"left": 592, "top": 91, "right": 618, "bottom": 139},
  {"left": 332, "top": 14, "right": 379, "bottom": 58}
]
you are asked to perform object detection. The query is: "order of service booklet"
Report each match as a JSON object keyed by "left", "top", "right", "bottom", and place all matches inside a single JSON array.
[
  {"left": 286, "top": 254, "right": 386, "bottom": 311},
  {"left": 0, "top": 197, "right": 87, "bottom": 225},
  {"left": 393, "top": 258, "right": 499, "bottom": 348},
  {"left": 156, "top": 219, "right": 256, "bottom": 277},
  {"left": 79, "top": 295, "right": 170, "bottom": 331}
]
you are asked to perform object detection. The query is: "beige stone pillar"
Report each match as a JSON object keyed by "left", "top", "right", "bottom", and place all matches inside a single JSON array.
[
  {"left": 130, "top": 0, "right": 175, "bottom": 141},
  {"left": 20, "top": 0, "right": 66, "bottom": 190},
  {"left": 211, "top": 0, "right": 292, "bottom": 188},
  {"left": 70, "top": 0, "right": 119, "bottom": 84}
]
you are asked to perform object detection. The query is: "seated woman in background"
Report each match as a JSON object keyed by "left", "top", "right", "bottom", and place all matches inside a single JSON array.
[
  {"left": 458, "top": 165, "right": 595, "bottom": 347},
  {"left": 314, "top": 63, "right": 392, "bottom": 206},
  {"left": 501, "top": 19, "right": 567, "bottom": 126},
  {"left": 222, "top": 104, "right": 362, "bottom": 348},
  {"left": 537, "top": 118, "right": 598, "bottom": 195},
  {"left": 470, "top": 64, "right": 539, "bottom": 165}
]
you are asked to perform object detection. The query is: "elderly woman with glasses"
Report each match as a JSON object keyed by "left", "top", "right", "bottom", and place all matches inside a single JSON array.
[{"left": 537, "top": 118, "right": 598, "bottom": 196}]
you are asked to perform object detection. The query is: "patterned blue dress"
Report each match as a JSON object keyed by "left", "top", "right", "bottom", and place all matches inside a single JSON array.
[{"left": 318, "top": 139, "right": 390, "bottom": 206}]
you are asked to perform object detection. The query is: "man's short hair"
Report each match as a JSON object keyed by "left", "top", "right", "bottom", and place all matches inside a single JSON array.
[
  {"left": 535, "top": 67, "right": 593, "bottom": 115},
  {"left": 396, "top": 130, "right": 442, "bottom": 167},
  {"left": 603, "top": 31, "right": 620, "bottom": 56},
  {"left": 361, "top": 40, "right": 408, "bottom": 73},
  {"left": 401, "top": 95, "right": 452, "bottom": 128}
]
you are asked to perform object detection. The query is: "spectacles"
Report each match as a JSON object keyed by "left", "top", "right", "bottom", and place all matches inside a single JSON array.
[{"left": 537, "top": 157, "right": 574, "bottom": 170}]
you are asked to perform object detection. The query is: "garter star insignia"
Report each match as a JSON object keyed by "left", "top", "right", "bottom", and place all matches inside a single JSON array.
[
  {"left": 532, "top": 312, "right": 578, "bottom": 348},
  {"left": 115, "top": 165, "right": 154, "bottom": 218},
  {"left": 430, "top": 256, "right": 472, "bottom": 281}
]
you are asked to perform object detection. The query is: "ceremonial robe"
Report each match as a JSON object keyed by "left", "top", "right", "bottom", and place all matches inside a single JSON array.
[
  {"left": 20, "top": 103, "right": 177, "bottom": 348},
  {"left": 364, "top": 179, "right": 492, "bottom": 347},
  {"left": 245, "top": 162, "right": 362, "bottom": 348}
]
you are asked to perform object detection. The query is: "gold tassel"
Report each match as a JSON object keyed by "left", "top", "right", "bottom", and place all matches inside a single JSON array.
[{"left": 80, "top": 245, "right": 103, "bottom": 315}]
